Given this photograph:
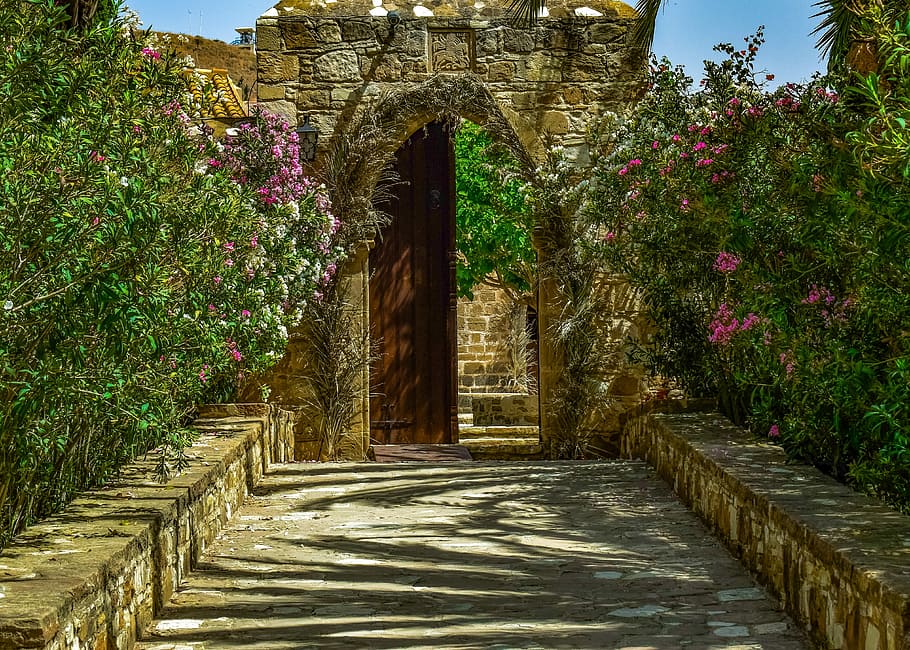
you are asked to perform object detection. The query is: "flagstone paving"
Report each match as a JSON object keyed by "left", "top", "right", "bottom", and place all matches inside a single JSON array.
[{"left": 138, "top": 461, "right": 806, "bottom": 649}]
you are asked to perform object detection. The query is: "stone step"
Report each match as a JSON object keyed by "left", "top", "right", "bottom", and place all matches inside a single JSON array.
[
  {"left": 458, "top": 412, "right": 474, "bottom": 425},
  {"left": 460, "top": 438, "right": 542, "bottom": 460},
  {"left": 457, "top": 425, "right": 539, "bottom": 441}
]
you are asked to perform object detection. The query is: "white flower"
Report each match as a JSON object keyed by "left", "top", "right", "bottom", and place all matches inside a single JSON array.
[
  {"left": 3, "top": 300, "right": 12, "bottom": 311},
  {"left": 119, "top": 176, "right": 129, "bottom": 187}
]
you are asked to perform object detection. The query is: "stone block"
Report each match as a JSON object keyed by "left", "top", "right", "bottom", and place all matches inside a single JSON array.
[
  {"left": 364, "top": 54, "right": 403, "bottom": 81},
  {"left": 283, "top": 19, "right": 342, "bottom": 49},
  {"left": 476, "top": 29, "right": 501, "bottom": 55},
  {"left": 524, "top": 51, "right": 562, "bottom": 82},
  {"left": 314, "top": 50, "right": 361, "bottom": 82},
  {"left": 257, "top": 84, "right": 287, "bottom": 101},
  {"left": 502, "top": 28, "right": 534, "bottom": 53},
  {"left": 260, "top": 99, "right": 297, "bottom": 125},
  {"left": 487, "top": 61, "right": 515, "bottom": 81},
  {"left": 296, "top": 89, "right": 331, "bottom": 110},
  {"left": 588, "top": 22, "right": 625, "bottom": 44},
  {"left": 256, "top": 24, "right": 281, "bottom": 51},
  {"left": 342, "top": 20, "right": 376, "bottom": 42},
  {"left": 257, "top": 52, "right": 299, "bottom": 84},
  {"left": 562, "top": 86, "right": 584, "bottom": 104}
]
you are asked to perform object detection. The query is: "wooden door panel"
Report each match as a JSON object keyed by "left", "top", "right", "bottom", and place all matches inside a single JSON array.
[{"left": 370, "top": 122, "right": 456, "bottom": 445}]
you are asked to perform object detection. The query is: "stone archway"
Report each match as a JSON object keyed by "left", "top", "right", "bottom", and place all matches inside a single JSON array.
[
  {"left": 253, "top": 0, "right": 646, "bottom": 456},
  {"left": 325, "top": 75, "right": 547, "bottom": 449}
]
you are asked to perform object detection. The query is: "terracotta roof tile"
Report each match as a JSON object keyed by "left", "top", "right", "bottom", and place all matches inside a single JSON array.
[{"left": 183, "top": 67, "right": 248, "bottom": 120}]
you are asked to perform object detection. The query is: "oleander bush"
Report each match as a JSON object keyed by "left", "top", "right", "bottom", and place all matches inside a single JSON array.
[
  {"left": 589, "top": 12, "right": 910, "bottom": 508},
  {"left": 0, "top": 0, "right": 341, "bottom": 547}
]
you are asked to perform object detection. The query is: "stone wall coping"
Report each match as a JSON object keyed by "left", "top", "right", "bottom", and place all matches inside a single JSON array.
[
  {"left": 0, "top": 404, "right": 291, "bottom": 650},
  {"left": 622, "top": 410, "right": 910, "bottom": 649}
]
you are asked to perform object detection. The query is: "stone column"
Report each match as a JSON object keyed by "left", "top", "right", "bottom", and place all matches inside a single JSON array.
[
  {"left": 341, "top": 240, "right": 372, "bottom": 457},
  {"left": 532, "top": 230, "right": 562, "bottom": 457}
]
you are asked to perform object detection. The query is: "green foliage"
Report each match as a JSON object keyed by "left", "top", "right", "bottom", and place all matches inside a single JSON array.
[
  {"left": 588, "top": 17, "right": 910, "bottom": 509},
  {"left": 455, "top": 121, "right": 533, "bottom": 300},
  {"left": 0, "top": 1, "right": 340, "bottom": 546}
]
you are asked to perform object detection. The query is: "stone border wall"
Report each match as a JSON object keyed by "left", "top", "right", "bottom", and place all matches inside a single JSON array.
[
  {"left": 0, "top": 403, "right": 293, "bottom": 650},
  {"left": 621, "top": 409, "right": 910, "bottom": 650}
]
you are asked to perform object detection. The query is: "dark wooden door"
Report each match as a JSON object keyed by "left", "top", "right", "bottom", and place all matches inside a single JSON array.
[{"left": 369, "top": 121, "right": 457, "bottom": 445}]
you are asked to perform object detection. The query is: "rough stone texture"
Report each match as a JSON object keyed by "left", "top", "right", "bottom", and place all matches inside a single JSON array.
[
  {"left": 256, "top": 7, "right": 645, "bottom": 163},
  {"left": 472, "top": 392, "right": 538, "bottom": 425},
  {"left": 138, "top": 461, "right": 805, "bottom": 649},
  {"left": 457, "top": 286, "right": 528, "bottom": 394},
  {"left": 0, "top": 405, "right": 293, "bottom": 650},
  {"left": 621, "top": 410, "right": 910, "bottom": 650}
]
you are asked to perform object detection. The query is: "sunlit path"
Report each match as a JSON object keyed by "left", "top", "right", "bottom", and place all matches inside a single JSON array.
[{"left": 139, "top": 461, "right": 805, "bottom": 649}]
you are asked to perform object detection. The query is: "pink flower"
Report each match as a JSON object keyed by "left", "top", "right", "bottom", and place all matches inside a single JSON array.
[
  {"left": 708, "top": 303, "right": 739, "bottom": 345},
  {"left": 713, "top": 252, "right": 741, "bottom": 273},
  {"left": 618, "top": 167, "right": 628, "bottom": 176},
  {"left": 652, "top": 141, "right": 660, "bottom": 150},
  {"left": 680, "top": 199, "right": 690, "bottom": 210},
  {"left": 141, "top": 47, "right": 161, "bottom": 60},
  {"left": 231, "top": 349, "right": 243, "bottom": 362},
  {"left": 250, "top": 234, "right": 258, "bottom": 248},
  {"left": 693, "top": 141, "right": 707, "bottom": 152},
  {"left": 628, "top": 159, "right": 642, "bottom": 167},
  {"left": 241, "top": 309, "right": 251, "bottom": 318},
  {"left": 224, "top": 258, "right": 234, "bottom": 267},
  {"left": 604, "top": 231, "right": 616, "bottom": 243},
  {"left": 696, "top": 158, "right": 713, "bottom": 168},
  {"left": 671, "top": 134, "right": 681, "bottom": 143},
  {"left": 224, "top": 241, "right": 235, "bottom": 251},
  {"left": 89, "top": 151, "right": 105, "bottom": 163},
  {"left": 208, "top": 304, "right": 216, "bottom": 311},
  {"left": 768, "top": 424, "right": 780, "bottom": 438}
]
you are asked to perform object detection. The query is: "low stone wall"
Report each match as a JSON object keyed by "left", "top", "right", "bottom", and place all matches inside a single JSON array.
[
  {"left": 472, "top": 393, "right": 538, "bottom": 426},
  {"left": 0, "top": 403, "right": 292, "bottom": 650},
  {"left": 621, "top": 410, "right": 910, "bottom": 650}
]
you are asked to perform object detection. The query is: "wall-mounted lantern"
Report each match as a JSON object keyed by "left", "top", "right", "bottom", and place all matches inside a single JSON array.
[
  {"left": 386, "top": 10, "right": 402, "bottom": 38},
  {"left": 296, "top": 115, "right": 318, "bottom": 163}
]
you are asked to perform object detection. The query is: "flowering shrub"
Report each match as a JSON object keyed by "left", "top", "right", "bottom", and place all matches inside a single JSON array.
[
  {"left": 0, "top": 1, "right": 341, "bottom": 546},
  {"left": 589, "top": 19, "right": 910, "bottom": 508}
]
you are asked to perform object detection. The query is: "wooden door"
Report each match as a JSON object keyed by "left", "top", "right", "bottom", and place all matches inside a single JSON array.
[{"left": 369, "top": 121, "right": 457, "bottom": 445}]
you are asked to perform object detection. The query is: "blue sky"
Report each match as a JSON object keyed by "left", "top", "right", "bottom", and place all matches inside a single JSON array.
[{"left": 125, "top": 0, "right": 825, "bottom": 83}]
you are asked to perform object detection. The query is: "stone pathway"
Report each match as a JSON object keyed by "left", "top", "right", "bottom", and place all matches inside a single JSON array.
[{"left": 139, "top": 461, "right": 806, "bottom": 649}]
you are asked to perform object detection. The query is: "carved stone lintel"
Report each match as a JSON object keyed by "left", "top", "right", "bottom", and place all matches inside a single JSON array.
[{"left": 428, "top": 30, "right": 475, "bottom": 73}]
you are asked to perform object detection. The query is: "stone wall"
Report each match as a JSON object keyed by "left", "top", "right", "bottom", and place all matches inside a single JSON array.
[
  {"left": 256, "top": 1, "right": 644, "bottom": 165},
  {"left": 0, "top": 404, "right": 292, "bottom": 650},
  {"left": 621, "top": 409, "right": 910, "bottom": 650},
  {"left": 457, "top": 286, "right": 531, "bottom": 394}
]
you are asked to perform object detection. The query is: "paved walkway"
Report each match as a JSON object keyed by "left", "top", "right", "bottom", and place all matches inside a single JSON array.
[{"left": 139, "top": 461, "right": 806, "bottom": 649}]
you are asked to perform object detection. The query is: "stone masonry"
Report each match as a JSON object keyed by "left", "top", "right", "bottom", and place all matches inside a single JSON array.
[{"left": 256, "top": 0, "right": 644, "bottom": 166}]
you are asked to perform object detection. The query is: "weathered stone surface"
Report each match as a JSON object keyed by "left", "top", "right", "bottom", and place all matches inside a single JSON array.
[
  {"left": 283, "top": 19, "right": 342, "bottom": 49},
  {"left": 472, "top": 393, "right": 539, "bottom": 426},
  {"left": 313, "top": 49, "right": 361, "bottom": 82},
  {"left": 523, "top": 51, "right": 563, "bottom": 81},
  {"left": 341, "top": 20, "right": 375, "bottom": 41},
  {"left": 621, "top": 410, "right": 910, "bottom": 650},
  {"left": 486, "top": 60, "right": 515, "bottom": 81},
  {"left": 255, "top": 23, "right": 281, "bottom": 51},
  {"left": 502, "top": 27, "right": 535, "bottom": 53},
  {"left": 256, "top": 83, "right": 287, "bottom": 100},
  {"left": 0, "top": 405, "right": 293, "bottom": 650},
  {"left": 294, "top": 89, "right": 331, "bottom": 109},
  {"left": 363, "top": 53, "right": 402, "bottom": 81},
  {"left": 257, "top": 51, "right": 299, "bottom": 83},
  {"left": 138, "top": 461, "right": 805, "bottom": 649},
  {"left": 259, "top": 98, "right": 296, "bottom": 124}
]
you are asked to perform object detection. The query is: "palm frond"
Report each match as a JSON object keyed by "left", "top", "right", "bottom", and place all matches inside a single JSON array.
[
  {"left": 811, "top": 0, "right": 858, "bottom": 69},
  {"left": 630, "top": 0, "right": 665, "bottom": 54},
  {"left": 507, "top": 0, "right": 546, "bottom": 29}
]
